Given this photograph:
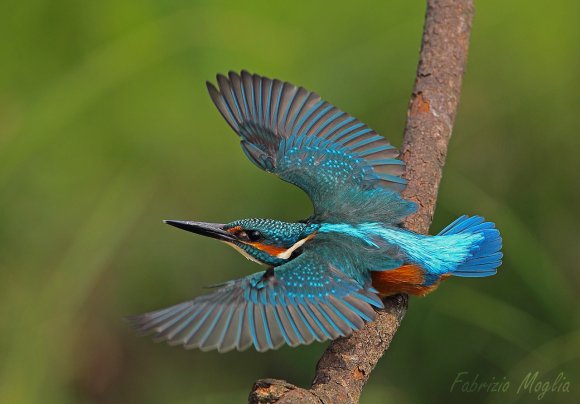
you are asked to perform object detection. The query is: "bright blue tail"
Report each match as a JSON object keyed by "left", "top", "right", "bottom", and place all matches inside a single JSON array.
[{"left": 438, "top": 215, "right": 503, "bottom": 277}]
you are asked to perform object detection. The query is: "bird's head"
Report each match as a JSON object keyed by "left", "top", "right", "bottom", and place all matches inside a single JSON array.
[{"left": 164, "top": 218, "right": 317, "bottom": 266}]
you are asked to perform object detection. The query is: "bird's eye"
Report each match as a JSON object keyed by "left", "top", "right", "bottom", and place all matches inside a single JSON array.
[
  {"left": 235, "top": 230, "right": 263, "bottom": 242},
  {"left": 247, "top": 230, "right": 263, "bottom": 242}
]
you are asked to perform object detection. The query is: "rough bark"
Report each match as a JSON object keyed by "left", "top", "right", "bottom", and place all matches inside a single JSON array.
[{"left": 248, "top": 0, "right": 474, "bottom": 402}]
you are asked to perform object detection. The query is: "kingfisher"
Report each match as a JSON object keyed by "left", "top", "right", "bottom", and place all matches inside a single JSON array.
[{"left": 129, "top": 71, "right": 502, "bottom": 352}]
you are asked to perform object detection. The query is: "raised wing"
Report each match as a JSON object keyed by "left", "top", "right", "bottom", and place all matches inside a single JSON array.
[
  {"left": 207, "top": 71, "right": 410, "bottom": 219},
  {"left": 128, "top": 247, "right": 383, "bottom": 352}
]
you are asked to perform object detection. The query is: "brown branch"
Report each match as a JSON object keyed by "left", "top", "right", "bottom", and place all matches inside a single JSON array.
[{"left": 249, "top": 0, "right": 474, "bottom": 402}]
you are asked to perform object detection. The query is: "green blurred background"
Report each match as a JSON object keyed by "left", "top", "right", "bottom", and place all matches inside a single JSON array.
[{"left": 1, "top": 0, "right": 578, "bottom": 403}]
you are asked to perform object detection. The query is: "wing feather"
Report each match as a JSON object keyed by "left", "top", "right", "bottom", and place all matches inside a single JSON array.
[
  {"left": 207, "top": 71, "right": 415, "bottom": 221},
  {"left": 128, "top": 247, "right": 383, "bottom": 352}
]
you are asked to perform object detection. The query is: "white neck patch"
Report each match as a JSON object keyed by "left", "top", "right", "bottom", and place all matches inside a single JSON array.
[
  {"left": 222, "top": 233, "right": 316, "bottom": 264},
  {"left": 276, "top": 236, "right": 311, "bottom": 259}
]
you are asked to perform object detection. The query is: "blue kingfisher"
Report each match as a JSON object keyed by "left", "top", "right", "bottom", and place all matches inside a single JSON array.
[{"left": 129, "top": 71, "right": 503, "bottom": 352}]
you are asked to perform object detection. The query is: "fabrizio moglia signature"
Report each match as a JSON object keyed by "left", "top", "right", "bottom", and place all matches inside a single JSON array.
[{"left": 450, "top": 371, "right": 571, "bottom": 400}]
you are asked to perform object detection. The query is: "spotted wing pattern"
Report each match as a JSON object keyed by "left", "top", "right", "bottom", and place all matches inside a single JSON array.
[
  {"left": 207, "top": 71, "right": 408, "bottom": 217},
  {"left": 128, "top": 249, "right": 383, "bottom": 352}
]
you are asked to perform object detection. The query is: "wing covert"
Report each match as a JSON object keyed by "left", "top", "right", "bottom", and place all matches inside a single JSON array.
[{"left": 207, "top": 71, "right": 408, "bottom": 217}]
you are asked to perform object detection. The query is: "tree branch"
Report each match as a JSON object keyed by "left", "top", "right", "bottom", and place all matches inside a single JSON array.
[{"left": 249, "top": 0, "right": 474, "bottom": 402}]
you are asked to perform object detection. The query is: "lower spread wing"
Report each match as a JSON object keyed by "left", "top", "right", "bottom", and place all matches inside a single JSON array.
[
  {"left": 128, "top": 249, "right": 383, "bottom": 352},
  {"left": 207, "top": 71, "right": 412, "bottom": 219}
]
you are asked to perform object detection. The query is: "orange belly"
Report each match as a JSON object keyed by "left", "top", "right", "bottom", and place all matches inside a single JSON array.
[{"left": 371, "top": 264, "right": 449, "bottom": 296}]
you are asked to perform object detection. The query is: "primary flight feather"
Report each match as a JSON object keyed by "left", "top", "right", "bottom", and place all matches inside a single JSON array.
[{"left": 128, "top": 71, "right": 503, "bottom": 352}]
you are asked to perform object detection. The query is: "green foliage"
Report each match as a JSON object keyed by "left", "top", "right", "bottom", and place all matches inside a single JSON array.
[{"left": 0, "top": 0, "right": 578, "bottom": 403}]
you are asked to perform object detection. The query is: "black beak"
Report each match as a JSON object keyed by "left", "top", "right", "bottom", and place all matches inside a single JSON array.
[{"left": 163, "top": 220, "right": 236, "bottom": 242}]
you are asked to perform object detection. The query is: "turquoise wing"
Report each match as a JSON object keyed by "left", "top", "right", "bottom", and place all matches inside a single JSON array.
[
  {"left": 128, "top": 247, "right": 383, "bottom": 352},
  {"left": 206, "top": 71, "right": 414, "bottom": 221}
]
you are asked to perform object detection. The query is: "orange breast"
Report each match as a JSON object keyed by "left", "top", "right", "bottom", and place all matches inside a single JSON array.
[{"left": 371, "top": 265, "right": 449, "bottom": 297}]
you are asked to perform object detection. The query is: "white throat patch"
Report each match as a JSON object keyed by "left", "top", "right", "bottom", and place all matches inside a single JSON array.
[
  {"left": 222, "top": 241, "right": 266, "bottom": 265},
  {"left": 276, "top": 236, "right": 311, "bottom": 259}
]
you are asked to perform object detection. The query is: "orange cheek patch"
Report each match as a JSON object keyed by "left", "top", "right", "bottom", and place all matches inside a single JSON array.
[
  {"left": 371, "top": 264, "right": 449, "bottom": 297},
  {"left": 248, "top": 242, "right": 287, "bottom": 256},
  {"left": 225, "top": 226, "right": 288, "bottom": 256}
]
